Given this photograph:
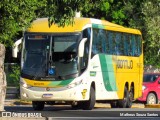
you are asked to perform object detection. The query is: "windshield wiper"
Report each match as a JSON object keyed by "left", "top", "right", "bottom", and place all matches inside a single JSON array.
[{"left": 47, "top": 36, "right": 55, "bottom": 76}]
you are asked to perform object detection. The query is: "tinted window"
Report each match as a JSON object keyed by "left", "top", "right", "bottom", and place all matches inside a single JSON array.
[
  {"left": 92, "top": 28, "right": 142, "bottom": 57},
  {"left": 143, "top": 74, "right": 159, "bottom": 82}
]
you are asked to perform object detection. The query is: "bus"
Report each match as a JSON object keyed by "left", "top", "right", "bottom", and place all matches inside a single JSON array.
[{"left": 13, "top": 17, "right": 143, "bottom": 110}]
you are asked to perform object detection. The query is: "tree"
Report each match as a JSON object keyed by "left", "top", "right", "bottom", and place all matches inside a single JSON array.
[
  {"left": 0, "top": 0, "right": 46, "bottom": 47},
  {"left": 121, "top": 0, "right": 160, "bottom": 67},
  {"left": 46, "top": 0, "right": 126, "bottom": 26},
  {"left": 141, "top": 0, "right": 160, "bottom": 67},
  {"left": 1, "top": 0, "right": 159, "bottom": 67},
  {"left": 0, "top": 0, "right": 125, "bottom": 46}
]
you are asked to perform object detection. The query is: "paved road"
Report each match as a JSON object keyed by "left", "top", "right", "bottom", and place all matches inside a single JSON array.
[{"left": 1, "top": 104, "right": 160, "bottom": 120}]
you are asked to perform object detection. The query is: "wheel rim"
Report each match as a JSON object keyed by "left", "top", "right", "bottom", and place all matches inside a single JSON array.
[{"left": 148, "top": 96, "right": 156, "bottom": 104}]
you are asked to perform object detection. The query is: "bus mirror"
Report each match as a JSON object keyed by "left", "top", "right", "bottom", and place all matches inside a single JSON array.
[
  {"left": 12, "top": 38, "right": 22, "bottom": 58},
  {"left": 78, "top": 38, "right": 87, "bottom": 57}
]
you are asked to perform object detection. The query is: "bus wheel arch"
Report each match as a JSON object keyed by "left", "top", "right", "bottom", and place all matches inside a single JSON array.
[
  {"left": 127, "top": 83, "right": 134, "bottom": 108},
  {"left": 82, "top": 82, "right": 96, "bottom": 110},
  {"left": 130, "top": 82, "right": 134, "bottom": 99},
  {"left": 118, "top": 83, "right": 131, "bottom": 108}
]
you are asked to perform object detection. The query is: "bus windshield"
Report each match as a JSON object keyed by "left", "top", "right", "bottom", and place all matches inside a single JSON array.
[{"left": 22, "top": 33, "right": 81, "bottom": 80}]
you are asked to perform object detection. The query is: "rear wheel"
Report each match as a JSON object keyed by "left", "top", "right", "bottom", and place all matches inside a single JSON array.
[
  {"left": 110, "top": 101, "right": 119, "bottom": 108},
  {"left": 146, "top": 93, "right": 157, "bottom": 104},
  {"left": 32, "top": 101, "right": 45, "bottom": 111},
  {"left": 126, "top": 88, "right": 133, "bottom": 108},
  {"left": 118, "top": 87, "right": 129, "bottom": 108}
]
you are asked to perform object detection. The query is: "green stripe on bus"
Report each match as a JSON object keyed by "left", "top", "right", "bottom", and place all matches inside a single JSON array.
[
  {"left": 92, "top": 24, "right": 105, "bottom": 29},
  {"left": 99, "top": 54, "right": 117, "bottom": 91},
  {"left": 48, "top": 79, "right": 74, "bottom": 87}
]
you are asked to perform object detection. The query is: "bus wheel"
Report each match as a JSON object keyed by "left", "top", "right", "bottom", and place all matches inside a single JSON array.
[
  {"left": 118, "top": 87, "right": 129, "bottom": 108},
  {"left": 146, "top": 93, "right": 157, "bottom": 104},
  {"left": 71, "top": 101, "right": 84, "bottom": 109},
  {"left": 110, "top": 101, "right": 119, "bottom": 108},
  {"left": 126, "top": 88, "right": 133, "bottom": 108},
  {"left": 82, "top": 86, "right": 95, "bottom": 110},
  {"left": 32, "top": 101, "right": 45, "bottom": 111}
]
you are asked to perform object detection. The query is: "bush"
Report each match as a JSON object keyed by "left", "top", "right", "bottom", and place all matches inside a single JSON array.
[{"left": 9, "top": 64, "right": 20, "bottom": 89}]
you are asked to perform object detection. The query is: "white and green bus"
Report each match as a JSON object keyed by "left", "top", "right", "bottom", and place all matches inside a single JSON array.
[{"left": 13, "top": 17, "right": 143, "bottom": 110}]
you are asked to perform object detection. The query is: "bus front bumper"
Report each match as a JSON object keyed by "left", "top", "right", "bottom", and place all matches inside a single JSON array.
[{"left": 20, "top": 85, "right": 89, "bottom": 101}]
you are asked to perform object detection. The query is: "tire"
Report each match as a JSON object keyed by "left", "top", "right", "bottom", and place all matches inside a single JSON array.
[
  {"left": 32, "top": 101, "right": 45, "bottom": 111},
  {"left": 71, "top": 101, "right": 84, "bottom": 109},
  {"left": 82, "top": 86, "right": 96, "bottom": 110},
  {"left": 110, "top": 101, "right": 119, "bottom": 108},
  {"left": 118, "top": 87, "right": 129, "bottom": 108},
  {"left": 126, "top": 88, "right": 133, "bottom": 108},
  {"left": 146, "top": 93, "right": 157, "bottom": 104}
]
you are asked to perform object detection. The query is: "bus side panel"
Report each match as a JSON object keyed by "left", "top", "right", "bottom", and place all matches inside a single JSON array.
[
  {"left": 89, "top": 54, "right": 119, "bottom": 100},
  {"left": 116, "top": 56, "right": 141, "bottom": 99}
]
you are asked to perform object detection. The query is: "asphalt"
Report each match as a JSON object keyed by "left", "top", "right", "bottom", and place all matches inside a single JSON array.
[
  {"left": 4, "top": 99, "right": 145, "bottom": 108},
  {"left": 1, "top": 99, "right": 160, "bottom": 120}
]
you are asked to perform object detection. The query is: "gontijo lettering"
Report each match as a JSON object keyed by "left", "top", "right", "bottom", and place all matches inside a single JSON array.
[{"left": 117, "top": 59, "right": 133, "bottom": 69}]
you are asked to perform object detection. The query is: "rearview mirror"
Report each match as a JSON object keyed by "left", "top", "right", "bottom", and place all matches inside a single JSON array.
[
  {"left": 78, "top": 38, "right": 87, "bottom": 57},
  {"left": 12, "top": 38, "right": 22, "bottom": 58}
]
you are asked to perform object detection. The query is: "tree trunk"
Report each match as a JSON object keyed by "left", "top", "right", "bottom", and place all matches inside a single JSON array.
[{"left": 0, "top": 44, "right": 6, "bottom": 111}]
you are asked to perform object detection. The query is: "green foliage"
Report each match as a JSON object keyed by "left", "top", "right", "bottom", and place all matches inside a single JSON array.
[
  {"left": 46, "top": 0, "right": 83, "bottom": 27},
  {"left": 0, "top": 0, "right": 45, "bottom": 47},
  {"left": 140, "top": 0, "right": 160, "bottom": 67},
  {"left": 82, "top": 0, "right": 112, "bottom": 20},
  {"left": 9, "top": 64, "right": 20, "bottom": 88},
  {"left": 0, "top": 0, "right": 160, "bottom": 67},
  {"left": 46, "top": 0, "right": 121, "bottom": 27}
]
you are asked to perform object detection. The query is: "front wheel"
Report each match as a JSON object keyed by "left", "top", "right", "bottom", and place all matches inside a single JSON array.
[
  {"left": 32, "top": 101, "right": 45, "bottom": 111},
  {"left": 82, "top": 86, "right": 95, "bottom": 110}
]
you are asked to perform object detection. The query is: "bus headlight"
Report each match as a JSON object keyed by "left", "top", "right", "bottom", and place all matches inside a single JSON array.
[
  {"left": 20, "top": 81, "right": 32, "bottom": 88},
  {"left": 67, "top": 80, "right": 82, "bottom": 88}
]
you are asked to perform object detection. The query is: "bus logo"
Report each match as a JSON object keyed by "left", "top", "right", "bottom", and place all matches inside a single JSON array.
[{"left": 117, "top": 59, "right": 133, "bottom": 69}]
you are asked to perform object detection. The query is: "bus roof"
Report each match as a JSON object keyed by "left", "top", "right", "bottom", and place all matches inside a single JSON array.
[{"left": 27, "top": 17, "right": 141, "bottom": 35}]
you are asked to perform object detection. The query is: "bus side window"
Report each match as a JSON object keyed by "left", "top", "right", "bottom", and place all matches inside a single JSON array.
[
  {"left": 112, "top": 32, "right": 116, "bottom": 55},
  {"left": 92, "top": 29, "right": 99, "bottom": 56},
  {"left": 115, "top": 33, "right": 123, "bottom": 55},
  {"left": 131, "top": 35, "right": 136, "bottom": 56},
  {"left": 98, "top": 29, "right": 107, "bottom": 53},
  {"left": 128, "top": 35, "right": 132, "bottom": 56},
  {"left": 137, "top": 36, "right": 142, "bottom": 56},
  {"left": 97, "top": 30, "right": 103, "bottom": 53},
  {"left": 105, "top": 31, "right": 110, "bottom": 54},
  {"left": 134, "top": 35, "right": 139, "bottom": 56},
  {"left": 81, "top": 28, "right": 91, "bottom": 70},
  {"left": 108, "top": 32, "right": 113, "bottom": 55}
]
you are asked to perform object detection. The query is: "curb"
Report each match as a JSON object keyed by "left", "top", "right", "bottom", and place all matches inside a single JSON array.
[
  {"left": 95, "top": 103, "right": 145, "bottom": 108},
  {"left": 145, "top": 104, "right": 160, "bottom": 108}
]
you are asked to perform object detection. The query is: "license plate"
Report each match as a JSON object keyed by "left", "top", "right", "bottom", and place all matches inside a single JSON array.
[{"left": 42, "top": 94, "right": 53, "bottom": 98}]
